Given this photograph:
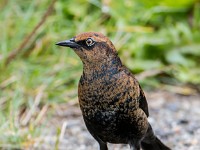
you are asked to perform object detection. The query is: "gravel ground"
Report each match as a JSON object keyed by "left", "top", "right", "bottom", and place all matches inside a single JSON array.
[{"left": 33, "top": 91, "right": 200, "bottom": 150}]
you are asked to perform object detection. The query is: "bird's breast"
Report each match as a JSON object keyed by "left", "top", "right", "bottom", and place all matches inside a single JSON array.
[{"left": 78, "top": 72, "right": 139, "bottom": 117}]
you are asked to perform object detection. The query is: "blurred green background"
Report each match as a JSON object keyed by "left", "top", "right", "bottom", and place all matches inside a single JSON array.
[{"left": 0, "top": 0, "right": 200, "bottom": 149}]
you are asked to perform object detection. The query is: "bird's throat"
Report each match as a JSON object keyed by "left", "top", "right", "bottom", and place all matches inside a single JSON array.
[{"left": 82, "top": 56, "right": 122, "bottom": 81}]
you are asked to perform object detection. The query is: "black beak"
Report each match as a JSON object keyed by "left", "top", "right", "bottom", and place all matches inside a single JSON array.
[{"left": 56, "top": 38, "right": 80, "bottom": 48}]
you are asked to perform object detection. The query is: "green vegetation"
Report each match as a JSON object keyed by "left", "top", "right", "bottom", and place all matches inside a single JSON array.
[{"left": 0, "top": 0, "right": 199, "bottom": 149}]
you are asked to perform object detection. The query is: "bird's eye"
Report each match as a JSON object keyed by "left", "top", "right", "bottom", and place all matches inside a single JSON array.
[{"left": 86, "top": 38, "right": 95, "bottom": 47}]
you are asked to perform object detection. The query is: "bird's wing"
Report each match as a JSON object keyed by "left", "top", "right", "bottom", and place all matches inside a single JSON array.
[
  {"left": 138, "top": 85, "right": 149, "bottom": 117},
  {"left": 123, "top": 67, "right": 149, "bottom": 117}
]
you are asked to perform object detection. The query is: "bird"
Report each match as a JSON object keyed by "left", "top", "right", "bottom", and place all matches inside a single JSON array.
[{"left": 56, "top": 32, "right": 171, "bottom": 150}]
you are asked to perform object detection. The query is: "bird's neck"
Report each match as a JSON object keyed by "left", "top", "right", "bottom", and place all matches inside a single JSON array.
[{"left": 82, "top": 56, "right": 123, "bottom": 80}]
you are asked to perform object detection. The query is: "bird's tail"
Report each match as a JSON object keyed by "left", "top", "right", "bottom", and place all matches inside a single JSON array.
[
  {"left": 141, "top": 136, "right": 171, "bottom": 150},
  {"left": 141, "top": 124, "right": 171, "bottom": 150}
]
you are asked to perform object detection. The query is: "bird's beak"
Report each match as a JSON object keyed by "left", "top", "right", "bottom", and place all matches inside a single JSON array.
[{"left": 56, "top": 38, "right": 80, "bottom": 48}]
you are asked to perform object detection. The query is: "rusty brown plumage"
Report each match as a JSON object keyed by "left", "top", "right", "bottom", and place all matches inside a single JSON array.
[{"left": 56, "top": 32, "right": 171, "bottom": 150}]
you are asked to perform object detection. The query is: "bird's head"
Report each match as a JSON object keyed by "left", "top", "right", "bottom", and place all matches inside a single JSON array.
[{"left": 56, "top": 32, "right": 117, "bottom": 64}]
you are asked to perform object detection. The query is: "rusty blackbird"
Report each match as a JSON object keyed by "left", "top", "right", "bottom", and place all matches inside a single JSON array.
[{"left": 56, "top": 32, "right": 171, "bottom": 150}]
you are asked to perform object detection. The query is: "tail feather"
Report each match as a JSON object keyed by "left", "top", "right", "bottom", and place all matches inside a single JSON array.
[
  {"left": 141, "top": 124, "right": 171, "bottom": 150},
  {"left": 141, "top": 137, "right": 171, "bottom": 150}
]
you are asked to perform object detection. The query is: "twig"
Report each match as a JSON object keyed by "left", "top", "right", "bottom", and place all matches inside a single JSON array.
[
  {"left": 21, "top": 86, "right": 46, "bottom": 126},
  {"left": 5, "top": 0, "right": 57, "bottom": 65},
  {"left": 136, "top": 69, "right": 164, "bottom": 80},
  {"left": 34, "top": 104, "right": 49, "bottom": 125},
  {"left": 59, "top": 121, "right": 68, "bottom": 140},
  {"left": 0, "top": 76, "right": 17, "bottom": 89},
  {"left": 135, "top": 65, "right": 174, "bottom": 80}
]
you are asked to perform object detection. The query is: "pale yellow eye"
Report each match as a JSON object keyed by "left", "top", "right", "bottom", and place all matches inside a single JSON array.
[{"left": 86, "top": 38, "right": 95, "bottom": 46}]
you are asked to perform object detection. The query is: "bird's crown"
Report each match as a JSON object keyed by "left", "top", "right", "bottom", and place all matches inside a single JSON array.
[{"left": 74, "top": 32, "right": 116, "bottom": 50}]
